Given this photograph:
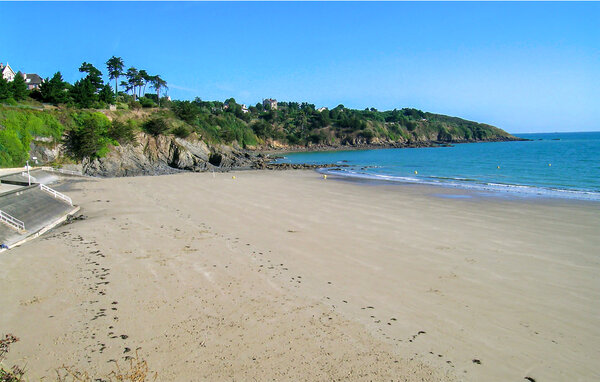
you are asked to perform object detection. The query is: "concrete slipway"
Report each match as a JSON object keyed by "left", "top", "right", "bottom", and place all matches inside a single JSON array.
[{"left": 0, "top": 169, "right": 81, "bottom": 251}]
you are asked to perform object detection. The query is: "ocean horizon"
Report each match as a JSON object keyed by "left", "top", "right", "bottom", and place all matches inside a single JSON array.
[{"left": 276, "top": 131, "right": 600, "bottom": 201}]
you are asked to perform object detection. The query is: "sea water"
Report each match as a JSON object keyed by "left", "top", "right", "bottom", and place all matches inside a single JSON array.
[{"left": 276, "top": 132, "right": 600, "bottom": 201}]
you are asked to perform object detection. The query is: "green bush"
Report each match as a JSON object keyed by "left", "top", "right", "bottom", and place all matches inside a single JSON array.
[
  {"left": 0, "top": 108, "right": 65, "bottom": 167},
  {"left": 63, "top": 112, "right": 111, "bottom": 159},
  {"left": 139, "top": 97, "right": 156, "bottom": 108},
  {"left": 172, "top": 125, "right": 191, "bottom": 139},
  {"left": 109, "top": 119, "right": 137, "bottom": 144},
  {"left": 0, "top": 128, "right": 28, "bottom": 167},
  {"left": 142, "top": 117, "right": 169, "bottom": 136}
]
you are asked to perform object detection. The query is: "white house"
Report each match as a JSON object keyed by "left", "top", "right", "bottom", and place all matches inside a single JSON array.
[
  {"left": 262, "top": 98, "right": 277, "bottom": 110},
  {"left": 0, "top": 63, "right": 16, "bottom": 82}
]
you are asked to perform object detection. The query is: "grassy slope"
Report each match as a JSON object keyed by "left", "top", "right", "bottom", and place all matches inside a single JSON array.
[{"left": 0, "top": 100, "right": 517, "bottom": 168}]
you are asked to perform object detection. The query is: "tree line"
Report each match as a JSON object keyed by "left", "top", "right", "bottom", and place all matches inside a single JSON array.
[{"left": 0, "top": 56, "right": 167, "bottom": 109}]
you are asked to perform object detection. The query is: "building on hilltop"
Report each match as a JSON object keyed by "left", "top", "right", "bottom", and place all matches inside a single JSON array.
[
  {"left": 23, "top": 73, "right": 44, "bottom": 90},
  {"left": 0, "top": 63, "right": 16, "bottom": 82},
  {"left": 241, "top": 104, "right": 249, "bottom": 113},
  {"left": 317, "top": 107, "right": 328, "bottom": 112},
  {"left": 262, "top": 98, "right": 277, "bottom": 110}
]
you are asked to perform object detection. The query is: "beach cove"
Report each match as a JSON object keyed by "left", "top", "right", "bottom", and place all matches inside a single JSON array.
[{"left": 1, "top": 170, "right": 599, "bottom": 381}]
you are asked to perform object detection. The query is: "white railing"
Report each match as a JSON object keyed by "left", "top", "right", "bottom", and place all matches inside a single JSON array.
[
  {"left": 0, "top": 209, "right": 25, "bottom": 231},
  {"left": 40, "top": 184, "right": 72, "bottom": 206},
  {"left": 21, "top": 172, "right": 37, "bottom": 183},
  {"left": 41, "top": 166, "right": 85, "bottom": 177}
]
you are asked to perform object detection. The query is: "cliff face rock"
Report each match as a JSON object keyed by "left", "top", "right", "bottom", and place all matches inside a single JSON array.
[
  {"left": 83, "top": 132, "right": 258, "bottom": 177},
  {"left": 29, "top": 137, "right": 62, "bottom": 164},
  {"left": 81, "top": 126, "right": 521, "bottom": 177}
]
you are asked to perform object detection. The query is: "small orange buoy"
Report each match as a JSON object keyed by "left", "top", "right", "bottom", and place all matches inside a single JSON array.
[
  {"left": 497, "top": 166, "right": 500, "bottom": 169},
  {"left": 548, "top": 163, "right": 552, "bottom": 167},
  {"left": 414, "top": 170, "right": 418, "bottom": 175}
]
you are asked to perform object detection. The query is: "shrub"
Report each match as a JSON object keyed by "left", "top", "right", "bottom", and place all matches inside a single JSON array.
[
  {"left": 142, "top": 117, "right": 169, "bottom": 136},
  {"left": 171, "top": 125, "right": 191, "bottom": 139},
  {"left": 0, "top": 126, "right": 28, "bottom": 167},
  {"left": 251, "top": 120, "right": 272, "bottom": 138},
  {"left": 63, "top": 112, "right": 111, "bottom": 159},
  {"left": 139, "top": 97, "right": 156, "bottom": 108},
  {"left": 129, "top": 100, "right": 142, "bottom": 110},
  {"left": 171, "top": 101, "right": 199, "bottom": 123},
  {"left": 0, "top": 334, "right": 24, "bottom": 382},
  {"left": 358, "top": 130, "right": 374, "bottom": 140},
  {"left": 109, "top": 119, "right": 137, "bottom": 144}
]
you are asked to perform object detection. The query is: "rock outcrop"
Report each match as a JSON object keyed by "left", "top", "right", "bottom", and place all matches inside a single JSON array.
[
  {"left": 83, "top": 133, "right": 262, "bottom": 177},
  {"left": 29, "top": 137, "right": 62, "bottom": 164}
]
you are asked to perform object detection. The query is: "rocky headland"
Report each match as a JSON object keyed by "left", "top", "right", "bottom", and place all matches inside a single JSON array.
[{"left": 76, "top": 132, "right": 520, "bottom": 177}]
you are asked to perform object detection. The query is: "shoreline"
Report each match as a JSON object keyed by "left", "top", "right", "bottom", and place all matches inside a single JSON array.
[
  {"left": 1, "top": 170, "right": 598, "bottom": 380},
  {"left": 315, "top": 168, "right": 600, "bottom": 203},
  {"left": 257, "top": 136, "right": 526, "bottom": 155}
]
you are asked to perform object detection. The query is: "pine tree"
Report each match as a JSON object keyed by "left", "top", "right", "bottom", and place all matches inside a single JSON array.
[
  {"left": 0, "top": 76, "right": 12, "bottom": 100},
  {"left": 11, "top": 72, "right": 28, "bottom": 101},
  {"left": 106, "top": 56, "right": 124, "bottom": 97}
]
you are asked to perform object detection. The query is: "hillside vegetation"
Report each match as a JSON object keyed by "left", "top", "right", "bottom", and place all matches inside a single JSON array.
[
  {"left": 0, "top": 55, "right": 517, "bottom": 168},
  {"left": 0, "top": 99, "right": 518, "bottom": 168}
]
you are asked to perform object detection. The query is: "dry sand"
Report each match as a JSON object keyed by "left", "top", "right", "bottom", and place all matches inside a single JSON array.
[{"left": 1, "top": 170, "right": 599, "bottom": 381}]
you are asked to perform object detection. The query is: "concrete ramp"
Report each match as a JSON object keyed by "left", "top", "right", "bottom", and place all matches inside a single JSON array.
[
  {"left": 0, "top": 172, "right": 34, "bottom": 186},
  {"left": 0, "top": 186, "right": 78, "bottom": 248},
  {"left": 0, "top": 169, "right": 60, "bottom": 187},
  {"left": 29, "top": 169, "right": 60, "bottom": 185}
]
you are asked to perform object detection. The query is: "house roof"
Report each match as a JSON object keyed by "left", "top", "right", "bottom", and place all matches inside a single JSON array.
[
  {"left": 1, "top": 63, "right": 15, "bottom": 75},
  {"left": 25, "top": 73, "right": 43, "bottom": 84}
]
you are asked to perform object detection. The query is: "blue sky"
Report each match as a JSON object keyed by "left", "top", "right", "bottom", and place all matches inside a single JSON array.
[{"left": 1, "top": 2, "right": 598, "bottom": 133}]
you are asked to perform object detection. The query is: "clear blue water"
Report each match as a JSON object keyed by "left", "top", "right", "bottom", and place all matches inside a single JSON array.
[{"left": 276, "top": 132, "right": 600, "bottom": 201}]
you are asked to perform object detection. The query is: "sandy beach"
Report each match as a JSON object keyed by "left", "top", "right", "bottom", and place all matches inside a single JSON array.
[{"left": 1, "top": 170, "right": 599, "bottom": 381}]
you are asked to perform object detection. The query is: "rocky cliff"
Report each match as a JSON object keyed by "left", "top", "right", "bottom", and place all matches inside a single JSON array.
[
  {"left": 82, "top": 132, "right": 265, "bottom": 177},
  {"left": 80, "top": 130, "right": 522, "bottom": 177}
]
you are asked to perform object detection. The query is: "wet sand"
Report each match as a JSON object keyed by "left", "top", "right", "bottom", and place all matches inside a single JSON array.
[{"left": 1, "top": 170, "right": 599, "bottom": 381}]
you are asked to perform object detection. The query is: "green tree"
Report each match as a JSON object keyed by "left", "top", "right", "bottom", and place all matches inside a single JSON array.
[
  {"left": 0, "top": 77, "right": 12, "bottom": 101},
  {"left": 11, "top": 72, "right": 28, "bottom": 101},
  {"left": 134, "top": 70, "right": 146, "bottom": 98},
  {"left": 139, "top": 69, "right": 151, "bottom": 97},
  {"left": 98, "top": 83, "right": 115, "bottom": 104},
  {"left": 78, "top": 62, "right": 104, "bottom": 92},
  {"left": 149, "top": 75, "right": 167, "bottom": 107},
  {"left": 106, "top": 56, "right": 124, "bottom": 96},
  {"left": 125, "top": 67, "right": 139, "bottom": 100},
  {"left": 70, "top": 78, "right": 96, "bottom": 108},
  {"left": 119, "top": 80, "right": 132, "bottom": 96},
  {"left": 39, "top": 72, "right": 69, "bottom": 104}
]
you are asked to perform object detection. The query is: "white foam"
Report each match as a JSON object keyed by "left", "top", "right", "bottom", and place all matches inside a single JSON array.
[{"left": 319, "top": 168, "right": 600, "bottom": 201}]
